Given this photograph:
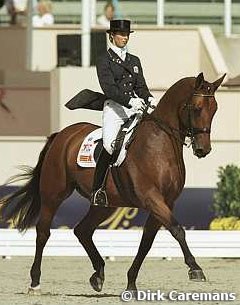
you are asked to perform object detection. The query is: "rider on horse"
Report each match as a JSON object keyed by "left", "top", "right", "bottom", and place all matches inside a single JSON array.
[{"left": 91, "top": 19, "right": 157, "bottom": 207}]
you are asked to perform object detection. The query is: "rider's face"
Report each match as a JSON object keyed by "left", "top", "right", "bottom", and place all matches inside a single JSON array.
[{"left": 112, "top": 31, "right": 130, "bottom": 48}]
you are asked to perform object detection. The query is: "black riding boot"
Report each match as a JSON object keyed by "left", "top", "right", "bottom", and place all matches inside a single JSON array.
[{"left": 91, "top": 147, "right": 112, "bottom": 207}]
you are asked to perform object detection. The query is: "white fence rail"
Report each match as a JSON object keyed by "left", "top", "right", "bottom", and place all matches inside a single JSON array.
[{"left": 0, "top": 229, "right": 239, "bottom": 257}]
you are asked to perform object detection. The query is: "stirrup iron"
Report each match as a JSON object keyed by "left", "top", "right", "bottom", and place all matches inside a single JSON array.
[{"left": 91, "top": 188, "right": 109, "bottom": 207}]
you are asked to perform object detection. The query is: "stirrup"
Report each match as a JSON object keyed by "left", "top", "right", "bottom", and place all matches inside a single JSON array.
[{"left": 91, "top": 188, "right": 109, "bottom": 207}]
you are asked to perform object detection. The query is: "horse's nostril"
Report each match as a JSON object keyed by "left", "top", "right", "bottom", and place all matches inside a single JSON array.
[
  {"left": 194, "top": 147, "right": 211, "bottom": 158},
  {"left": 194, "top": 148, "right": 205, "bottom": 157}
]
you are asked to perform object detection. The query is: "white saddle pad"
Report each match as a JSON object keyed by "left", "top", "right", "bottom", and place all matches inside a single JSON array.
[{"left": 77, "top": 116, "right": 139, "bottom": 167}]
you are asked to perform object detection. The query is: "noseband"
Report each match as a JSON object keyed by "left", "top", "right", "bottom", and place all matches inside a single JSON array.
[{"left": 184, "top": 93, "right": 214, "bottom": 141}]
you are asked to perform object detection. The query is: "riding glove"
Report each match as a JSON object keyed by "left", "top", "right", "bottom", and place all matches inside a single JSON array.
[
  {"left": 148, "top": 96, "right": 158, "bottom": 107},
  {"left": 129, "top": 97, "right": 145, "bottom": 113},
  {"left": 147, "top": 96, "right": 158, "bottom": 114}
]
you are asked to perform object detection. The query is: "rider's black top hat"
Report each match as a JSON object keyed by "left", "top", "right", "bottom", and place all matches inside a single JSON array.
[{"left": 106, "top": 19, "right": 134, "bottom": 34}]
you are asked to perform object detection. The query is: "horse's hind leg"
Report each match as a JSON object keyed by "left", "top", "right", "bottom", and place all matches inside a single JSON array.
[
  {"left": 29, "top": 193, "right": 72, "bottom": 293},
  {"left": 74, "top": 206, "right": 114, "bottom": 292},
  {"left": 29, "top": 201, "right": 56, "bottom": 293},
  {"left": 127, "top": 213, "right": 161, "bottom": 292}
]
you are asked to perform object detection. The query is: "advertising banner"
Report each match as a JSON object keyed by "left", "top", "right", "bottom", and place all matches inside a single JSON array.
[{"left": 0, "top": 186, "right": 215, "bottom": 230}]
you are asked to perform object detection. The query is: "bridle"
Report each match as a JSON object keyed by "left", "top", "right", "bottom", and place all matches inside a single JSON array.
[
  {"left": 183, "top": 93, "right": 215, "bottom": 145},
  {"left": 144, "top": 92, "right": 215, "bottom": 148}
]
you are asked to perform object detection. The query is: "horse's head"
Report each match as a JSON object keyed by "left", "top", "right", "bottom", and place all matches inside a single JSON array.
[{"left": 180, "top": 72, "right": 226, "bottom": 158}]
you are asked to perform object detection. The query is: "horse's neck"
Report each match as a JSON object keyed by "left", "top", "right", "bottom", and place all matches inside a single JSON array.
[{"left": 153, "top": 78, "right": 194, "bottom": 129}]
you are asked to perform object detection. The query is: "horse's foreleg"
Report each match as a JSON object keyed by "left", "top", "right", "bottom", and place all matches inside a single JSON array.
[
  {"left": 168, "top": 224, "right": 206, "bottom": 281},
  {"left": 74, "top": 206, "right": 115, "bottom": 292},
  {"left": 146, "top": 192, "right": 206, "bottom": 282},
  {"left": 127, "top": 213, "right": 161, "bottom": 292}
]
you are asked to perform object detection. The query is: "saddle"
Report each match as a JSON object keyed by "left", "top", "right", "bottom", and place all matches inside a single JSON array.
[{"left": 77, "top": 114, "right": 140, "bottom": 168}]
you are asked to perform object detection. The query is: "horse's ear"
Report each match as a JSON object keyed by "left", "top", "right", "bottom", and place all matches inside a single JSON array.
[
  {"left": 213, "top": 73, "right": 227, "bottom": 91},
  {"left": 195, "top": 72, "right": 205, "bottom": 89}
]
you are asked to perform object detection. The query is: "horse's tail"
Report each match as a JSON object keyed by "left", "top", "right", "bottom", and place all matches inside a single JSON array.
[{"left": 0, "top": 133, "right": 58, "bottom": 232}]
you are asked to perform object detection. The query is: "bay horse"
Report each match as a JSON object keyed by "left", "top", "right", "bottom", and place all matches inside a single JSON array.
[{"left": 0, "top": 72, "right": 225, "bottom": 294}]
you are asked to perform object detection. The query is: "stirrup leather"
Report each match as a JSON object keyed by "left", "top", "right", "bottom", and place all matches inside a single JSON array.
[{"left": 91, "top": 188, "right": 109, "bottom": 207}]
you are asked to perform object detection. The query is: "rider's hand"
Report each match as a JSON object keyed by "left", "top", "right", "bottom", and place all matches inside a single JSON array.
[
  {"left": 129, "top": 97, "right": 145, "bottom": 113},
  {"left": 147, "top": 96, "right": 158, "bottom": 114},
  {"left": 148, "top": 96, "right": 158, "bottom": 107}
]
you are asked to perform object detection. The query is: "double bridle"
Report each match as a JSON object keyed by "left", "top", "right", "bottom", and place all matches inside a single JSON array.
[
  {"left": 145, "top": 92, "right": 215, "bottom": 147},
  {"left": 183, "top": 93, "right": 214, "bottom": 143}
]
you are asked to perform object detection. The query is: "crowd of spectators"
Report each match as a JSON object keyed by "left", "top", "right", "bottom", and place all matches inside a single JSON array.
[
  {"left": 1, "top": 0, "right": 116, "bottom": 27},
  {"left": 1, "top": 0, "right": 54, "bottom": 25}
]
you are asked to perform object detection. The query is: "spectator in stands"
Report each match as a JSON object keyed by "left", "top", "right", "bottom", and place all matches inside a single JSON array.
[
  {"left": 97, "top": 1, "right": 115, "bottom": 27},
  {"left": 32, "top": 0, "right": 54, "bottom": 27},
  {"left": 5, "top": 0, "right": 27, "bottom": 24},
  {"left": 5, "top": 0, "right": 16, "bottom": 24},
  {"left": 5, "top": 0, "right": 38, "bottom": 25}
]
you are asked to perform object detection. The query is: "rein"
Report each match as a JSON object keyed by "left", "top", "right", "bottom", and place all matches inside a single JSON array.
[{"left": 144, "top": 115, "right": 187, "bottom": 146}]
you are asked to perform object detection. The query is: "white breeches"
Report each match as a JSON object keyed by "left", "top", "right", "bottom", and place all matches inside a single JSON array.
[{"left": 102, "top": 99, "right": 135, "bottom": 155}]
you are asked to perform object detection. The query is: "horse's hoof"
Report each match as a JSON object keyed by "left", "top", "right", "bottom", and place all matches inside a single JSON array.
[
  {"left": 127, "top": 289, "right": 138, "bottom": 299},
  {"left": 89, "top": 273, "right": 104, "bottom": 292},
  {"left": 28, "top": 285, "right": 41, "bottom": 295},
  {"left": 188, "top": 269, "right": 206, "bottom": 282}
]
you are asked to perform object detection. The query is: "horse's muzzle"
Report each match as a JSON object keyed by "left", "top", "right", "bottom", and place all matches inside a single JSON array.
[{"left": 194, "top": 147, "right": 211, "bottom": 158}]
